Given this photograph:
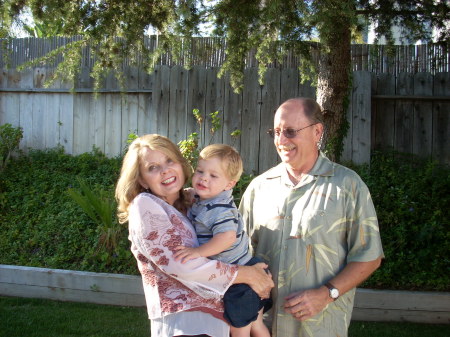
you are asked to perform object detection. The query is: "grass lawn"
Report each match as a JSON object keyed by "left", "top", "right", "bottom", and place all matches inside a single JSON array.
[{"left": 1, "top": 296, "right": 449, "bottom": 337}]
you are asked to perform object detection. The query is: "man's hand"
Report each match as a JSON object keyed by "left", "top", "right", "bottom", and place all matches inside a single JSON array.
[
  {"left": 283, "top": 259, "right": 383, "bottom": 321},
  {"left": 173, "top": 246, "right": 202, "bottom": 263},
  {"left": 283, "top": 286, "right": 331, "bottom": 321},
  {"left": 235, "top": 263, "right": 274, "bottom": 299}
]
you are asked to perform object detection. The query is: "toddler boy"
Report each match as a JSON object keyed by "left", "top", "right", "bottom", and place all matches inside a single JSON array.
[{"left": 174, "top": 144, "right": 271, "bottom": 337}]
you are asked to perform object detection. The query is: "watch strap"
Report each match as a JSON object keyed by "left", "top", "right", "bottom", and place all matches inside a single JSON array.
[{"left": 325, "top": 282, "right": 336, "bottom": 290}]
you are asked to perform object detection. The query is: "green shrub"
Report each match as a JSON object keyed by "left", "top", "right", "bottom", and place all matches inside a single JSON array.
[
  {"left": 348, "top": 151, "right": 450, "bottom": 291},
  {"left": 0, "top": 147, "right": 136, "bottom": 275}
]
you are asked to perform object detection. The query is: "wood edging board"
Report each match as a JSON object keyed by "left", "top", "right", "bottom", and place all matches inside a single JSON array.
[{"left": 1, "top": 265, "right": 449, "bottom": 324}]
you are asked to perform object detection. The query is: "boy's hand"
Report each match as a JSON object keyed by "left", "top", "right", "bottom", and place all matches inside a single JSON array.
[{"left": 173, "top": 246, "right": 202, "bottom": 263}]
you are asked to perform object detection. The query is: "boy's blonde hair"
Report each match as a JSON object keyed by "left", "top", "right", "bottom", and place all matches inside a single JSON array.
[{"left": 199, "top": 144, "right": 243, "bottom": 181}]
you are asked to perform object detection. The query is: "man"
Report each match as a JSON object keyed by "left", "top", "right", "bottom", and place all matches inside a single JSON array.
[{"left": 239, "top": 97, "right": 384, "bottom": 336}]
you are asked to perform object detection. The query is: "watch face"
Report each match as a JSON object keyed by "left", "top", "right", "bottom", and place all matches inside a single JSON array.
[{"left": 330, "top": 288, "right": 339, "bottom": 298}]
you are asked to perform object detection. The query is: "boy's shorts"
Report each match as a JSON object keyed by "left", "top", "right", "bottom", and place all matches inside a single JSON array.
[{"left": 223, "top": 257, "right": 273, "bottom": 328}]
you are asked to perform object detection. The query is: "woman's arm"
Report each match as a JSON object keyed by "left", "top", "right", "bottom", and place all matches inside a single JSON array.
[
  {"left": 174, "top": 230, "right": 236, "bottom": 263},
  {"left": 130, "top": 194, "right": 239, "bottom": 296}
]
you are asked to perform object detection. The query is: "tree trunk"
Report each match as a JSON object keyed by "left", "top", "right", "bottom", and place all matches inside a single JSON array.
[{"left": 316, "top": 6, "right": 352, "bottom": 162}]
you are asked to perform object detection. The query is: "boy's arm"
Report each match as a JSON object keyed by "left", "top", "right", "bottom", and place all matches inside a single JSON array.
[{"left": 174, "top": 230, "right": 236, "bottom": 263}]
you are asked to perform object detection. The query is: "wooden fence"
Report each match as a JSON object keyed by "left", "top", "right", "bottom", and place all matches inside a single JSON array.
[
  {"left": 0, "top": 66, "right": 449, "bottom": 173},
  {"left": 0, "top": 65, "right": 315, "bottom": 174},
  {"left": 371, "top": 72, "right": 450, "bottom": 164},
  {"left": 1, "top": 37, "right": 449, "bottom": 74}
]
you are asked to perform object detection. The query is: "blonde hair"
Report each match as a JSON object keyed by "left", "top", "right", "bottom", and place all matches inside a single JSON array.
[
  {"left": 115, "top": 134, "right": 193, "bottom": 224},
  {"left": 199, "top": 144, "right": 243, "bottom": 181}
]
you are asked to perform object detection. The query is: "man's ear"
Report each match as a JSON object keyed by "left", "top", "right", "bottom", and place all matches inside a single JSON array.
[
  {"left": 224, "top": 180, "right": 237, "bottom": 191},
  {"left": 314, "top": 123, "right": 324, "bottom": 141}
]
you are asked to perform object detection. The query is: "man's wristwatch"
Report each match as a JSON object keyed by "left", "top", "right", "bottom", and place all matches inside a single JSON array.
[{"left": 325, "top": 282, "right": 339, "bottom": 301}]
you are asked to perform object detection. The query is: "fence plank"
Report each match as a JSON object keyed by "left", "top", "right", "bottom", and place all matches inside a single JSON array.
[
  {"left": 44, "top": 93, "right": 61, "bottom": 149},
  {"left": 186, "top": 66, "right": 206, "bottom": 146},
  {"left": 413, "top": 73, "right": 433, "bottom": 158},
  {"left": 151, "top": 65, "right": 170, "bottom": 136},
  {"left": 0, "top": 71, "right": 6, "bottom": 127},
  {"left": 11, "top": 70, "right": 33, "bottom": 150},
  {"left": 373, "top": 74, "right": 396, "bottom": 150},
  {"left": 58, "top": 93, "right": 74, "bottom": 154},
  {"left": 342, "top": 105, "right": 353, "bottom": 162},
  {"left": 241, "top": 68, "right": 261, "bottom": 174},
  {"left": 349, "top": 71, "right": 372, "bottom": 165},
  {"left": 104, "top": 94, "right": 122, "bottom": 156},
  {"left": 259, "top": 68, "right": 280, "bottom": 173},
  {"left": 342, "top": 72, "right": 362, "bottom": 162},
  {"left": 77, "top": 66, "right": 94, "bottom": 89},
  {"left": 125, "top": 65, "right": 148, "bottom": 140},
  {"left": 137, "top": 93, "right": 152, "bottom": 136},
  {"left": 432, "top": 73, "right": 450, "bottom": 163},
  {"left": 122, "top": 65, "right": 140, "bottom": 146},
  {"left": 33, "top": 68, "right": 47, "bottom": 88},
  {"left": 32, "top": 93, "right": 46, "bottom": 150},
  {"left": 121, "top": 94, "right": 139, "bottom": 150},
  {"left": 168, "top": 65, "right": 187, "bottom": 144},
  {"left": 19, "top": 93, "right": 33, "bottom": 151},
  {"left": 125, "top": 66, "right": 139, "bottom": 90},
  {"left": 298, "top": 79, "right": 316, "bottom": 99},
  {"left": 73, "top": 94, "right": 92, "bottom": 154},
  {"left": 0, "top": 69, "right": 19, "bottom": 128},
  {"left": 394, "top": 73, "right": 414, "bottom": 154},
  {"left": 280, "top": 68, "right": 299, "bottom": 102},
  {"left": 43, "top": 63, "right": 59, "bottom": 128},
  {"left": 222, "top": 74, "right": 242, "bottom": 152},
  {"left": 92, "top": 94, "right": 106, "bottom": 153},
  {"left": 0, "top": 69, "right": 6, "bottom": 88},
  {"left": 205, "top": 68, "right": 225, "bottom": 147},
  {"left": 138, "top": 67, "right": 153, "bottom": 90},
  {"left": 0, "top": 92, "right": 20, "bottom": 128}
]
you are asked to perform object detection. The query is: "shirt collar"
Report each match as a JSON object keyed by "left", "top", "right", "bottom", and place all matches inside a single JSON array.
[
  {"left": 194, "top": 189, "right": 234, "bottom": 206},
  {"left": 265, "top": 151, "right": 335, "bottom": 181}
]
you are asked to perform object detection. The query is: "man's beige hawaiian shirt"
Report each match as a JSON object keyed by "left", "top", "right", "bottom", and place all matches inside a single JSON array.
[{"left": 239, "top": 152, "right": 384, "bottom": 337}]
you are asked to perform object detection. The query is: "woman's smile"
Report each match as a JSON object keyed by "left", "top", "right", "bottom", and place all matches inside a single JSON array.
[{"left": 162, "top": 176, "right": 176, "bottom": 185}]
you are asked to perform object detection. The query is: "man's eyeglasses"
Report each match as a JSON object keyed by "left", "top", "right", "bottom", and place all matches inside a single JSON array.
[{"left": 267, "top": 123, "right": 317, "bottom": 139}]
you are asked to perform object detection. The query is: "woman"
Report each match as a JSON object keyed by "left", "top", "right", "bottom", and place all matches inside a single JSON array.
[{"left": 115, "top": 134, "right": 273, "bottom": 337}]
